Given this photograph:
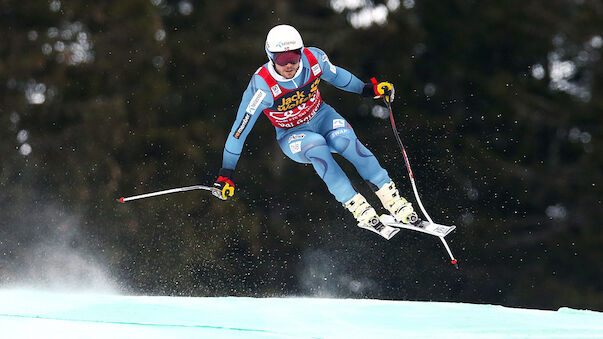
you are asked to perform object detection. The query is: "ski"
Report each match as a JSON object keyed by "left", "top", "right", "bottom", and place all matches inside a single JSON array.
[
  {"left": 379, "top": 214, "right": 456, "bottom": 238},
  {"left": 356, "top": 216, "right": 400, "bottom": 240}
]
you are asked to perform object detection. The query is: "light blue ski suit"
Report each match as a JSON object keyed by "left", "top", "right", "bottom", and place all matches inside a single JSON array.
[{"left": 222, "top": 47, "right": 391, "bottom": 203}]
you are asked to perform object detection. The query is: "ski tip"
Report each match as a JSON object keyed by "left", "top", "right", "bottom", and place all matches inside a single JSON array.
[{"left": 118, "top": 197, "right": 125, "bottom": 203}]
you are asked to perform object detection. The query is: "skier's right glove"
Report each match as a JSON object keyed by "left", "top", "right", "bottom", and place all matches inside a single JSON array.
[
  {"left": 213, "top": 168, "right": 235, "bottom": 201},
  {"left": 362, "top": 77, "right": 395, "bottom": 103}
]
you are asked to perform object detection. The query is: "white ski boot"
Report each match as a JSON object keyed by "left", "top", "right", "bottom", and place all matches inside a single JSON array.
[
  {"left": 344, "top": 193, "right": 399, "bottom": 240},
  {"left": 375, "top": 182, "right": 419, "bottom": 224}
]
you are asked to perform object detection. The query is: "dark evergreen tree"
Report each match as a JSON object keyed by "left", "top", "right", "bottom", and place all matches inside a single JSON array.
[{"left": 1, "top": 0, "right": 601, "bottom": 309}]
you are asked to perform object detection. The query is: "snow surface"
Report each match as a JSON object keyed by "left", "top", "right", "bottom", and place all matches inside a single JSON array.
[{"left": 1, "top": 289, "right": 602, "bottom": 338}]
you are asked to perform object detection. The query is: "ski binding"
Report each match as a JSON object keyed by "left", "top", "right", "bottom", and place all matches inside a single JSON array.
[
  {"left": 379, "top": 214, "right": 456, "bottom": 237},
  {"left": 357, "top": 216, "right": 400, "bottom": 240}
]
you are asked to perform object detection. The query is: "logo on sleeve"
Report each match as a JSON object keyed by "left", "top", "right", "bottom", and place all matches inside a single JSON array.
[
  {"left": 234, "top": 113, "right": 252, "bottom": 139},
  {"left": 322, "top": 55, "right": 336, "bottom": 73},
  {"left": 246, "top": 89, "right": 266, "bottom": 115}
]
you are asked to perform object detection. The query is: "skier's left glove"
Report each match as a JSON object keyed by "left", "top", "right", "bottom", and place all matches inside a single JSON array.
[
  {"left": 362, "top": 77, "right": 395, "bottom": 103},
  {"left": 213, "top": 168, "right": 235, "bottom": 201}
]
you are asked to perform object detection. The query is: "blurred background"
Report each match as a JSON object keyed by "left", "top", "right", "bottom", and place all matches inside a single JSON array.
[{"left": 1, "top": 0, "right": 601, "bottom": 311}]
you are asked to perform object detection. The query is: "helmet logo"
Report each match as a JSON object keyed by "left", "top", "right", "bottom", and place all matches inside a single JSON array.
[{"left": 275, "top": 40, "right": 297, "bottom": 51}]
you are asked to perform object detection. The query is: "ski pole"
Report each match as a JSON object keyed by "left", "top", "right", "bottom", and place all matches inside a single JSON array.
[
  {"left": 382, "top": 95, "right": 458, "bottom": 268},
  {"left": 118, "top": 184, "right": 221, "bottom": 203}
]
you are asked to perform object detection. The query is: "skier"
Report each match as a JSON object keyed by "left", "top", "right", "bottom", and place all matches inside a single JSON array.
[{"left": 213, "top": 24, "right": 417, "bottom": 239}]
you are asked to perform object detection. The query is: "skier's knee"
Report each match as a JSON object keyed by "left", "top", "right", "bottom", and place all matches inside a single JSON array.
[
  {"left": 327, "top": 128, "right": 355, "bottom": 153},
  {"left": 302, "top": 141, "right": 330, "bottom": 164}
]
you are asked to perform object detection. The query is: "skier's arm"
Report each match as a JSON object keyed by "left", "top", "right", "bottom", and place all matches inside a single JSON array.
[
  {"left": 308, "top": 47, "right": 365, "bottom": 94},
  {"left": 221, "top": 77, "right": 272, "bottom": 171},
  {"left": 309, "top": 47, "right": 394, "bottom": 101}
]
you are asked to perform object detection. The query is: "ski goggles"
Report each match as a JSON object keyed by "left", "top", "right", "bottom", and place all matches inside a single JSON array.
[{"left": 273, "top": 50, "right": 302, "bottom": 66}]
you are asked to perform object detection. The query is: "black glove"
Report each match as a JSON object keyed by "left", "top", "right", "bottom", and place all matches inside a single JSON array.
[
  {"left": 362, "top": 77, "right": 395, "bottom": 103},
  {"left": 213, "top": 168, "right": 235, "bottom": 200}
]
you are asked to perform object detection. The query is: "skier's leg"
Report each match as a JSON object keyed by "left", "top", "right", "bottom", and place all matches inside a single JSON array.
[
  {"left": 328, "top": 129, "right": 391, "bottom": 187},
  {"left": 317, "top": 107, "right": 417, "bottom": 223},
  {"left": 278, "top": 131, "right": 397, "bottom": 238},
  {"left": 277, "top": 130, "right": 356, "bottom": 204},
  {"left": 277, "top": 124, "right": 400, "bottom": 238},
  {"left": 314, "top": 106, "right": 389, "bottom": 189}
]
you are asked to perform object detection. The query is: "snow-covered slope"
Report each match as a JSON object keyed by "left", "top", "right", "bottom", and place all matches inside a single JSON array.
[{"left": 1, "top": 289, "right": 601, "bottom": 338}]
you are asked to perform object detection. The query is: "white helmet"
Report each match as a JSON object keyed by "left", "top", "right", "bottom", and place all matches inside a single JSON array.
[{"left": 265, "top": 24, "right": 304, "bottom": 60}]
